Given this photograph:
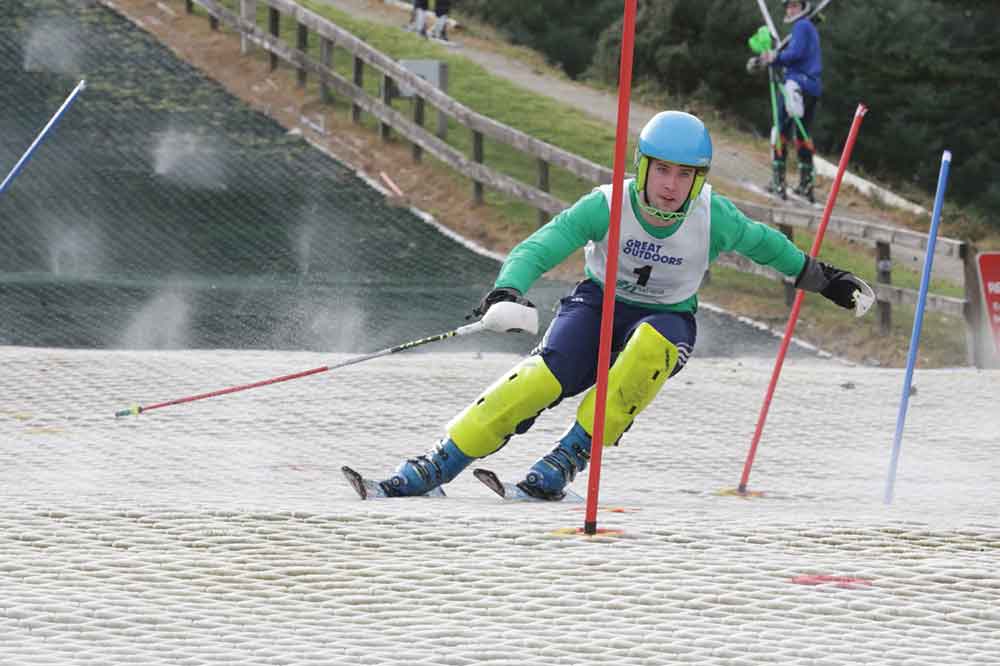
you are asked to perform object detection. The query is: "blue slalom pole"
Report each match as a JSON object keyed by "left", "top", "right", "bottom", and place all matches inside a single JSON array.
[
  {"left": 0, "top": 79, "right": 86, "bottom": 195},
  {"left": 884, "top": 150, "right": 952, "bottom": 505}
]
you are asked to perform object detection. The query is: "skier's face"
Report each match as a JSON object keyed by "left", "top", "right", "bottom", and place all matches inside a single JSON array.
[
  {"left": 785, "top": 1, "right": 804, "bottom": 18},
  {"left": 645, "top": 159, "right": 696, "bottom": 213}
]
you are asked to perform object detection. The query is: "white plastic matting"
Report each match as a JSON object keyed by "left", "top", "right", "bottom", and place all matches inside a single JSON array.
[{"left": 2, "top": 346, "right": 998, "bottom": 664}]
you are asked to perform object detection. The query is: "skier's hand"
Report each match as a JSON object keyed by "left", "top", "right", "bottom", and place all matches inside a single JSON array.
[
  {"left": 469, "top": 287, "right": 533, "bottom": 320},
  {"left": 746, "top": 56, "right": 766, "bottom": 74},
  {"left": 760, "top": 50, "right": 777, "bottom": 65},
  {"left": 795, "top": 256, "right": 868, "bottom": 310}
]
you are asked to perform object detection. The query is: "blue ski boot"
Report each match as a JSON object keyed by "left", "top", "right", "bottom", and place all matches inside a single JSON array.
[
  {"left": 381, "top": 438, "right": 473, "bottom": 497},
  {"left": 517, "top": 423, "right": 592, "bottom": 501}
]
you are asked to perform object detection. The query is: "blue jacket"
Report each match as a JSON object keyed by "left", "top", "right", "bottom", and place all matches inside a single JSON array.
[{"left": 775, "top": 18, "right": 822, "bottom": 97}]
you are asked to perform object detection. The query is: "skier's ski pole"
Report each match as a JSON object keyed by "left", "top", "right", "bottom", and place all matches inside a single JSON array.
[
  {"left": 755, "top": 0, "right": 780, "bottom": 41},
  {"left": 773, "top": 85, "right": 815, "bottom": 150},
  {"left": 884, "top": 150, "right": 952, "bottom": 505},
  {"left": 736, "top": 103, "right": 868, "bottom": 495},
  {"left": 1, "top": 79, "right": 86, "bottom": 195},
  {"left": 768, "top": 68, "right": 783, "bottom": 156},
  {"left": 114, "top": 301, "right": 538, "bottom": 418}
]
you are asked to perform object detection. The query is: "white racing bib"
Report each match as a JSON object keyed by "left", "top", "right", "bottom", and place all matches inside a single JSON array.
[{"left": 586, "top": 181, "right": 711, "bottom": 306}]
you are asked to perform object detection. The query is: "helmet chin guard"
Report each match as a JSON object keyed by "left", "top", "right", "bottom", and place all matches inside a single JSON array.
[{"left": 634, "top": 111, "right": 713, "bottom": 222}]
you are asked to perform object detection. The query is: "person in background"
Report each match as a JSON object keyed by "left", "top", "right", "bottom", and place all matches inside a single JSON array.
[
  {"left": 429, "top": 0, "right": 452, "bottom": 41},
  {"left": 404, "top": 0, "right": 430, "bottom": 36},
  {"left": 761, "top": 0, "right": 822, "bottom": 202},
  {"left": 343, "top": 111, "right": 869, "bottom": 502}
]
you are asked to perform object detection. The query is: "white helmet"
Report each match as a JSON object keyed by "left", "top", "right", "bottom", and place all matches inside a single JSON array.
[{"left": 782, "top": 0, "right": 812, "bottom": 23}]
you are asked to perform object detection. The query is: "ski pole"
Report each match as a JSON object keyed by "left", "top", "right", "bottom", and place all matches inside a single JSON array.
[
  {"left": 736, "top": 103, "right": 868, "bottom": 495},
  {"left": 750, "top": 0, "right": 784, "bottom": 162},
  {"left": 114, "top": 301, "right": 538, "bottom": 418},
  {"left": 1, "top": 79, "right": 86, "bottom": 195},
  {"left": 755, "top": 0, "right": 780, "bottom": 42},
  {"left": 774, "top": 85, "right": 815, "bottom": 150},
  {"left": 768, "top": 68, "right": 784, "bottom": 156},
  {"left": 115, "top": 323, "right": 485, "bottom": 418},
  {"left": 884, "top": 150, "right": 952, "bottom": 505}
]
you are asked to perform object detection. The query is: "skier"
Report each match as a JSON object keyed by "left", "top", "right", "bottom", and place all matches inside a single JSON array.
[
  {"left": 344, "top": 111, "right": 868, "bottom": 501},
  {"left": 761, "top": 0, "right": 822, "bottom": 202}
]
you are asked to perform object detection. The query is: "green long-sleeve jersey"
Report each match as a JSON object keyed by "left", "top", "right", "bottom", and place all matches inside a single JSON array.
[{"left": 495, "top": 181, "right": 807, "bottom": 313}]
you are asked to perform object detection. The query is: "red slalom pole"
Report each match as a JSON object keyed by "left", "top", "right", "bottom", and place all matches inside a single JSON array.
[
  {"left": 737, "top": 103, "right": 868, "bottom": 494},
  {"left": 584, "top": 0, "right": 638, "bottom": 535}
]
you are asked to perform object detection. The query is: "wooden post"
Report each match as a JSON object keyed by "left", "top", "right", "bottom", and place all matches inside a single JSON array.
[
  {"left": 209, "top": 14, "right": 219, "bottom": 31},
  {"left": 185, "top": 0, "right": 193, "bottom": 14},
  {"left": 436, "top": 63, "right": 449, "bottom": 140},
  {"left": 296, "top": 23, "right": 308, "bottom": 88},
  {"left": 319, "top": 37, "right": 333, "bottom": 103},
  {"left": 412, "top": 97, "right": 425, "bottom": 162},
  {"left": 380, "top": 74, "right": 394, "bottom": 141},
  {"left": 779, "top": 223, "right": 795, "bottom": 306},
  {"left": 351, "top": 56, "right": 364, "bottom": 124},
  {"left": 962, "top": 242, "right": 989, "bottom": 368},
  {"left": 472, "top": 130, "right": 484, "bottom": 205},
  {"left": 876, "top": 241, "right": 893, "bottom": 335},
  {"left": 240, "top": 0, "right": 257, "bottom": 55},
  {"left": 536, "top": 159, "right": 550, "bottom": 226},
  {"left": 268, "top": 8, "right": 280, "bottom": 71}
]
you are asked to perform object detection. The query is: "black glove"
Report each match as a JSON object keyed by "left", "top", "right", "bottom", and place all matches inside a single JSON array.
[
  {"left": 469, "top": 287, "right": 534, "bottom": 319},
  {"left": 795, "top": 256, "right": 866, "bottom": 310}
]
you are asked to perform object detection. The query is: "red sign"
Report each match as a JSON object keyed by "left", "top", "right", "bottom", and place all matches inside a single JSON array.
[{"left": 978, "top": 252, "right": 1000, "bottom": 355}]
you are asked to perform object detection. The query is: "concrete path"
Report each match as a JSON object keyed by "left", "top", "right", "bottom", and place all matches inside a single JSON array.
[{"left": 319, "top": 0, "right": 926, "bottom": 215}]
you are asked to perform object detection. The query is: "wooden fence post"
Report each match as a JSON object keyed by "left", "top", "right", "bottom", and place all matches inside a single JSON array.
[
  {"left": 962, "top": 242, "right": 988, "bottom": 368},
  {"left": 351, "top": 56, "right": 364, "bottom": 124},
  {"left": 436, "top": 63, "right": 449, "bottom": 140},
  {"left": 779, "top": 223, "right": 795, "bottom": 306},
  {"left": 268, "top": 7, "right": 280, "bottom": 71},
  {"left": 412, "top": 97, "right": 425, "bottom": 162},
  {"left": 296, "top": 23, "right": 308, "bottom": 88},
  {"left": 185, "top": 0, "right": 193, "bottom": 14},
  {"left": 210, "top": 13, "right": 219, "bottom": 31},
  {"left": 876, "top": 240, "right": 893, "bottom": 335},
  {"left": 240, "top": 0, "right": 256, "bottom": 55},
  {"left": 380, "top": 74, "right": 394, "bottom": 141},
  {"left": 536, "top": 159, "right": 550, "bottom": 226},
  {"left": 319, "top": 37, "right": 333, "bottom": 103},
  {"left": 472, "top": 130, "right": 484, "bottom": 205}
]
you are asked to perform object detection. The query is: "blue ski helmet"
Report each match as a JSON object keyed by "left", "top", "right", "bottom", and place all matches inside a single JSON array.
[{"left": 635, "top": 111, "right": 713, "bottom": 208}]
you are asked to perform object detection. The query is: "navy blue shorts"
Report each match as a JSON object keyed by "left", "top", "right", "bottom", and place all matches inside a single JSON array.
[{"left": 536, "top": 280, "right": 696, "bottom": 399}]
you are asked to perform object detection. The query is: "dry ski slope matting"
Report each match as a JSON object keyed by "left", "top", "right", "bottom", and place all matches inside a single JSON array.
[{"left": 2, "top": 347, "right": 999, "bottom": 664}]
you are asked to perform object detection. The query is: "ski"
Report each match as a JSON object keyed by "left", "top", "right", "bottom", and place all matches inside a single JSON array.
[
  {"left": 341, "top": 465, "right": 446, "bottom": 500},
  {"left": 473, "top": 468, "right": 583, "bottom": 503}
]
